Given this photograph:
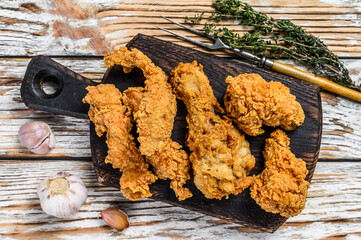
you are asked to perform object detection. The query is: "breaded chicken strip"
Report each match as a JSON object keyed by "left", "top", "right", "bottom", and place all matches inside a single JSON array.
[
  {"left": 250, "top": 129, "right": 310, "bottom": 217},
  {"left": 83, "top": 84, "right": 157, "bottom": 200},
  {"left": 224, "top": 73, "right": 305, "bottom": 136},
  {"left": 104, "top": 48, "right": 192, "bottom": 201},
  {"left": 171, "top": 61, "right": 255, "bottom": 200}
]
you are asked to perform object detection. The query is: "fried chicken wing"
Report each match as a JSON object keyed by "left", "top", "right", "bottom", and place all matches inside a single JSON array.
[
  {"left": 83, "top": 84, "right": 157, "bottom": 200},
  {"left": 171, "top": 61, "right": 255, "bottom": 200},
  {"left": 250, "top": 129, "right": 310, "bottom": 217},
  {"left": 224, "top": 73, "right": 305, "bottom": 136},
  {"left": 104, "top": 48, "right": 192, "bottom": 201}
]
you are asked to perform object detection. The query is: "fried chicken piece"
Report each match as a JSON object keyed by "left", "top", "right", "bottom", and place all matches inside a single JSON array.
[
  {"left": 171, "top": 61, "right": 255, "bottom": 200},
  {"left": 83, "top": 84, "right": 157, "bottom": 200},
  {"left": 104, "top": 47, "right": 192, "bottom": 201},
  {"left": 250, "top": 129, "right": 310, "bottom": 217},
  {"left": 122, "top": 87, "right": 144, "bottom": 120},
  {"left": 224, "top": 73, "right": 305, "bottom": 136},
  {"left": 123, "top": 87, "right": 192, "bottom": 200}
]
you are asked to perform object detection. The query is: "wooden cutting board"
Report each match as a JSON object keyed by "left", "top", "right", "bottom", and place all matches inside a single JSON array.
[{"left": 21, "top": 34, "right": 322, "bottom": 233}]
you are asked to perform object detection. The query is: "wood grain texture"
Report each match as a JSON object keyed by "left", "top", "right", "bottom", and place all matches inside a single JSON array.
[
  {"left": 0, "top": 0, "right": 360, "bottom": 56},
  {"left": 0, "top": 0, "right": 360, "bottom": 238},
  {"left": 0, "top": 160, "right": 360, "bottom": 239},
  {"left": 0, "top": 57, "right": 360, "bottom": 159}
]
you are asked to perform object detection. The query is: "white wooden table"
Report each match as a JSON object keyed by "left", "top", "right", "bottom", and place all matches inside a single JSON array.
[{"left": 1, "top": 0, "right": 360, "bottom": 239}]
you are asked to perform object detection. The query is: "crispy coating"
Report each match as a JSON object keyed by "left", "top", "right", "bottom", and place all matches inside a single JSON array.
[
  {"left": 224, "top": 73, "right": 305, "bottom": 136},
  {"left": 171, "top": 61, "right": 255, "bottom": 200},
  {"left": 122, "top": 87, "right": 144, "bottom": 120},
  {"left": 104, "top": 47, "right": 192, "bottom": 201},
  {"left": 83, "top": 84, "right": 157, "bottom": 200},
  {"left": 123, "top": 87, "right": 191, "bottom": 199},
  {"left": 250, "top": 129, "right": 310, "bottom": 217}
]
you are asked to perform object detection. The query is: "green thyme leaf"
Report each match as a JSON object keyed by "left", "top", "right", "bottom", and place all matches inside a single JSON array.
[{"left": 185, "top": 0, "right": 360, "bottom": 91}]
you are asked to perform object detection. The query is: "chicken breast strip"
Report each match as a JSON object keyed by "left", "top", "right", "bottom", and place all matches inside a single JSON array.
[
  {"left": 171, "top": 61, "right": 255, "bottom": 200},
  {"left": 83, "top": 84, "right": 157, "bottom": 200},
  {"left": 104, "top": 47, "right": 192, "bottom": 201}
]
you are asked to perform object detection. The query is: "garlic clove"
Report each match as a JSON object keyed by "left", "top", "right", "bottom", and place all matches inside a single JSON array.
[
  {"left": 18, "top": 121, "right": 55, "bottom": 154},
  {"left": 101, "top": 208, "right": 129, "bottom": 231},
  {"left": 37, "top": 172, "right": 88, "bottom": 218},
  {"left": 31, "top": 137, "right": 51, "bottom": 154}
]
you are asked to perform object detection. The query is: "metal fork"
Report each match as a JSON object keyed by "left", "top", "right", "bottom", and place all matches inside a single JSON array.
[
  {"left": 156, "top": 16, "right": 273, "bottom": 68},
  {"left": 156, "top": 16, "right": 361, "bottom": 102}
]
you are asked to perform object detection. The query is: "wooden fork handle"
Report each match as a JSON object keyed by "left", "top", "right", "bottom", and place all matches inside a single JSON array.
[{"left": 271, "top": 60, "right": 361, "bottom": 102}]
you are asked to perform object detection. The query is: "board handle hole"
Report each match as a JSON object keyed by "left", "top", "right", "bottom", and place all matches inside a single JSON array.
[{"left": 32, "top": 69, "right": 64, "bottom": 99}]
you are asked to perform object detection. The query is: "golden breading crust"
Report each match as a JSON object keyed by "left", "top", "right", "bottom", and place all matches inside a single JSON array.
[
  {"left": 83, "top": 84, "right": 157, "bottom": 200},
  {"left": 104, "top": 47, "right": 192, "bottom": 201},
  {"left": 122, "top": 87, "right": 144, "bottom": 120},
  {"left": 250, "top": 129, "right": 310, "bottom": 217},
  {"left": 171, "top": 61, "right": 255, "bottom": 200},
  {"left": 224, "top": 73, "right": 305, "bottom": 136}
]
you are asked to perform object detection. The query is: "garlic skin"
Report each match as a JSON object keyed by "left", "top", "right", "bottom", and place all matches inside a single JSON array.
[
  {"left": 37, "top": 172, "right": 88, "bottom": 218},
  {"left": 101, "top": 208, "right": 129, "bottom": 231},
  {"left": 18, "top": 121, "right": 55, "bottom": 154}
]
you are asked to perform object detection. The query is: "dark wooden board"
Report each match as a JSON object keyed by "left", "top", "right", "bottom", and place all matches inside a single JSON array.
[
  {"left": 91, "top": 34, "right": 322, "bottom": 233},
  {"left": 21, "top": 56, "right": 96, "bottom": 119},
  {"left": 21, "top": 34, "right": 322, "bottom": 233}
]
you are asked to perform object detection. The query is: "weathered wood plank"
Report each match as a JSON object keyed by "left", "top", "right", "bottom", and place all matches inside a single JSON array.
[
  {"left": 0, "top": 0, "right": 360, "bottom": 56},
  {"left": 0, "top": 160, "right": 360, "bottom": 239},
  {"left": 0, "top": 58, "right": 360, "bottom": 159},
  {"left": 1, "top": 0, "right": 360, "bottom": 238}
]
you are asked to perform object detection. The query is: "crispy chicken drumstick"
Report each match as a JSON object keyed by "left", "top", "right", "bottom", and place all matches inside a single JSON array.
[
  {"left": 171, "top": 61, "right": 255, "bottom": 200},
  {"left": 83, "top": 84, "right": 157, "bottom": 200},
  {"left": 250, "top": 129, "right": 310, "bottom": 217},
  {"left": 104, "top": 47, "right": 192, "bottom": 201}
]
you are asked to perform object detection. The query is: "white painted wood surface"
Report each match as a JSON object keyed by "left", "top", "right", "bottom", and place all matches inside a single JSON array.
[
  {"left": 1, "top": 160, "right": 360, "bottom": 239},
  {"left": 0, "top": 0, "right": 361, "bottom": 238},
  {"left": 0, "top": 0, "right": 360, "bottom": 56}
]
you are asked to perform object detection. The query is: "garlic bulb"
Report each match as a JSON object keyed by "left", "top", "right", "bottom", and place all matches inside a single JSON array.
[
  {"left": 18, "top": 121, "right": 55, "bottom": 154},
  {"left": 37, "top": 172, "right": 88, "bottom": 218}
]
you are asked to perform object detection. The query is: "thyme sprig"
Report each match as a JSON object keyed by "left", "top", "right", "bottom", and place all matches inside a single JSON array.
[{"left": 185, "top": 0, "right": 360, "bottom": 91}]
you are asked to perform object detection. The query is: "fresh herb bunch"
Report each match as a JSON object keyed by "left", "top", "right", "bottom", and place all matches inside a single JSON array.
[{"left": 185, "top": 0, "right": 360, "bottom": 91}]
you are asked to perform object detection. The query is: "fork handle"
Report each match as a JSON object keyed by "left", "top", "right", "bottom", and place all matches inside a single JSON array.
[{"left": 271, "top": 60, "right": 361, "bottom": 102}]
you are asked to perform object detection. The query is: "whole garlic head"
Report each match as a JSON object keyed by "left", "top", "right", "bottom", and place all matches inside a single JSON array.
[
  {"left": 18, "top": 121, "right": 55, "bottom": 154},
  {"left": 37, "top": 172, "right": 88, "bottom": 218}
]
